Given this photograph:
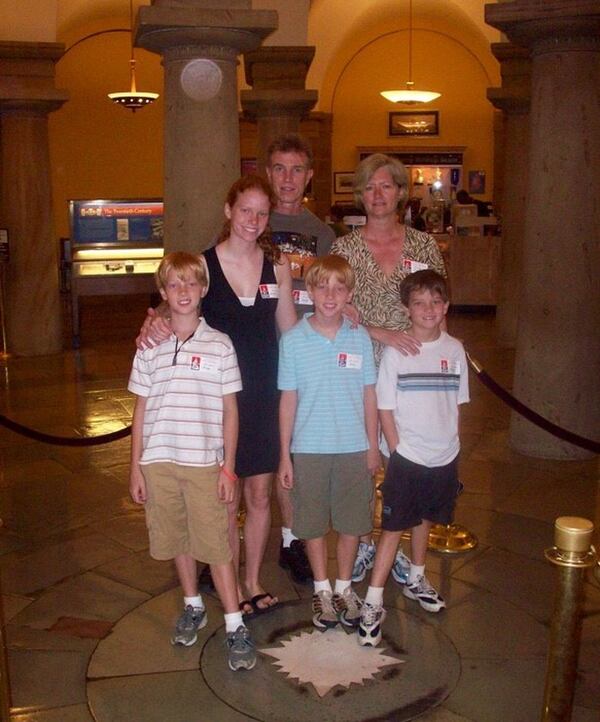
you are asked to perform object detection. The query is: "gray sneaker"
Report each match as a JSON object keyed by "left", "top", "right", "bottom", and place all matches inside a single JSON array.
[
  {"left": 352, "top": 542, "right": 376, "bottom": 582},
  {"left": 226, "top": 625, "right": 257, "bottom": 671},
  {"left": 171, "top": 605, "right": 207, "bottom": 646},
  {"left": 333, "top": 587, "right": 363, "bottom": 628},
  {"left": 311, "top": 590, "right": 338, "bottom": 630}
]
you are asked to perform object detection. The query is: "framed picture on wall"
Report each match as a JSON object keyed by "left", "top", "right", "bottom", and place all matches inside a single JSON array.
[
  {"left": 468, "top": 170, "right": 486, "bottom": 194},
  {"left": 334, "top": 172, "right": 355, "bottom": 194},
  {"left": 388, "top": 111, "right": 439, "bottom": 137}
]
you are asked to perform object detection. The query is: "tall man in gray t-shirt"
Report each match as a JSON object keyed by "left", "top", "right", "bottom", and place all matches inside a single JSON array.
[{"left": 266, "top": 134, "right": 336, "bottom": 584}]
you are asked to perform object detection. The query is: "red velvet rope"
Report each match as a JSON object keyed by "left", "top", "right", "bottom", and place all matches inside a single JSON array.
[
  {"left": 0, "top": 355, "right": 597, "bottom": 454},
  {"left": 466, "top": 352, "right": 600, "bottom": 455},
  {"left": 0, "top": 414, "right": 130, "bottom": 447}
]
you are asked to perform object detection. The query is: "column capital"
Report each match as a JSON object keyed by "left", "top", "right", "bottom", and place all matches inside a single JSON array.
[
  {"left": 485, "top": 1, "right": 600, "bottom": 53},
  {"left": 244, "top": 46, "right": 315, "bottom": 90},
  {"left": 240, "top": 89, "right": 318, "bottom": 120},
  {"left": 486, "top": 89, "right": 529, "bottom": 115},
  {"left": 0, "top": 41, "right": 68, "bottom": 115},
  {"left": 135, "top": 3, "right": 277, "bottom": 56},
  {"left": 487, "top": 42, "right": 531, "bottom": 115}
]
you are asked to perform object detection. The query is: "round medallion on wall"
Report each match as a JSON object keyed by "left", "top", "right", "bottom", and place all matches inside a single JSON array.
[{"left": 180, "top": 59, "right": 222, "bottom": 102}]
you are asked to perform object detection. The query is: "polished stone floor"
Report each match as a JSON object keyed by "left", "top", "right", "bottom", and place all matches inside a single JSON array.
[{"left": 0, "top": 296, "right": 598, "bottom": 721}]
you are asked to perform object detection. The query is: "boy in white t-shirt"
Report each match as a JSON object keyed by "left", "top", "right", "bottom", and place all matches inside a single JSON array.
[
  {"left": 359, "top": 269, "right": 469, "bottom": 647},
  {"left": 128, "top": 251, "right": 256, "bottom": 671}
]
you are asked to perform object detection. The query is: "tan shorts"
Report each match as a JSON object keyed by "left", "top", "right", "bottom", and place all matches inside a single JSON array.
[
  {"left": 142, "top": 462, "right": 231, "bottom": 565},
  {"left": 291, "top": 452, "right": 374, "bottom": 540}
]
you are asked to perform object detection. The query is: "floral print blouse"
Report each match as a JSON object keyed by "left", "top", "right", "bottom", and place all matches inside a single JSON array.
[{"left": 331, "top": 226, "right": 446, "bottom": 364}]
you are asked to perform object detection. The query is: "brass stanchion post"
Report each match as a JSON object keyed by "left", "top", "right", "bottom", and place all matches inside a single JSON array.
[{"left": 541, "top": 516, "right": 596, "bottom": 722}]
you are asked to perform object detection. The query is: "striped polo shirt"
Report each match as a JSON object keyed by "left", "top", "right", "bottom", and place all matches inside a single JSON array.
[
  {"left": 128, "top": 318, "right": 242, "bottom": 467},
  {"left": 376, "top": 331, "right": 470, "bottom": 467},
  {"left": 278, "top": 315, "right": 377, "bottom": 453}
]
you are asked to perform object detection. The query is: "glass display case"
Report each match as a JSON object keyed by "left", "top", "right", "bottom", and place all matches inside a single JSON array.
[{"left": 68, "top": 199, "right": 164, "bottom": 347}]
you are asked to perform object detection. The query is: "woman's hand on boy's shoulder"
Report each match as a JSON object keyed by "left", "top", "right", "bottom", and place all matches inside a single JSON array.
[{"left": 136, "top": 306, "right": 172, "bottom": 350}]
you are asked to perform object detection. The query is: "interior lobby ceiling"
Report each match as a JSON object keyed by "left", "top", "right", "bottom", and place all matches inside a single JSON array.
[{"left": 56, "top": 0, "right": 500, "bottom": 44}]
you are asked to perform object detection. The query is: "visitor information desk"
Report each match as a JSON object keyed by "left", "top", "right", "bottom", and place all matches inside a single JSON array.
[{"left": 68, "top": 199, "right": 164, "bottom": 347}]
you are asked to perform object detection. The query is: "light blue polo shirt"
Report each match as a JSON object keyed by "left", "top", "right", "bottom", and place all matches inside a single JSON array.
[{"left": 278, "top": 315, "right": 377, "bottom": 453}]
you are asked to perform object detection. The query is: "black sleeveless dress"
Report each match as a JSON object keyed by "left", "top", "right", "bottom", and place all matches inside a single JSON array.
[{"left": 202, "top": 246, "right": 280, "bottom": 477}]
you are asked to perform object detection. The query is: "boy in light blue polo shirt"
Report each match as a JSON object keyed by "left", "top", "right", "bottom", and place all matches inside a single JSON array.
[{"left": 278, "top": 256, "right": 379, "bottom": 631}]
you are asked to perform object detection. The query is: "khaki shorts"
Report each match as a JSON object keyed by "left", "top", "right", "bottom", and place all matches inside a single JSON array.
[
  {"left": 142, "top": 462, "right": 231, "bottom": 565},
  {"left": 291, "top": 452, "right": 374, "bottom": 539}
]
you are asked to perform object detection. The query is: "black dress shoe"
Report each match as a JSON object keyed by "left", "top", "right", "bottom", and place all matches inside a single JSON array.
[{"left": 279, "top": 539, "right": 313, "bottom": 584}]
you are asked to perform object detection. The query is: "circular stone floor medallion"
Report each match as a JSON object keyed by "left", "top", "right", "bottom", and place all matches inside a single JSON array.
[{"left": 200, "top": 599, "right": 460, "bottom": 722}]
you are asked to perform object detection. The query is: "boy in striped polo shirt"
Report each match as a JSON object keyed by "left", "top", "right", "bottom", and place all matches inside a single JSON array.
[
  {"left": 128, "top": 251, "right": 256, "bottom": 671},
  {"left": 359, "top": 270, "right": 469, "bottom": 647},
  {"left": 278, "top": 256, "right": 380, "bottom": 630}
]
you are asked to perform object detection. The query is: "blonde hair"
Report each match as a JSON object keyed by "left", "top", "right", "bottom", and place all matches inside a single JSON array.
[
  {"left": 156, "top": 251, "right": 208, "bottom": 291},
  {"left": 353, "top": 153, "right": 409, "bottom": 212},
  {"left": 305, "top": 255, "right": 355, "bottom": 291}
]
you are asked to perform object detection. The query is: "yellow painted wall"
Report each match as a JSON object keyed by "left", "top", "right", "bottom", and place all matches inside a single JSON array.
[
  {"left": 47, "top": 3, "right": 499, "bottom": 241},
  {"left": 330, "top": 28, "right": 495, "bottom": 203},
  {"left": 50, "top": 17, "right": 163, "bottom": 240}
]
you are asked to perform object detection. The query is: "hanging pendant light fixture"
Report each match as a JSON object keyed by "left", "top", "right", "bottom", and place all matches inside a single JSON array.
[
  {"left": 108, "top": 0, "right": 159, "bottom": 111},
  {"left": 380, "top": 0, "right": 440, "bottom": 105}
]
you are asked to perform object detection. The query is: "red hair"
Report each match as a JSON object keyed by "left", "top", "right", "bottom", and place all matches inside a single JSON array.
[{"left": 217, "top": 175, "right": 280, "bottom": 263}]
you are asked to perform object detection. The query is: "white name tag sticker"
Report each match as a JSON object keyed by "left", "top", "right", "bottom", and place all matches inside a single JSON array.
[
  {"left": 440, "top": 359, "right": 460, "bottom": 374},
  {"left": 259, "top": 283, "right": 279, "bottom": 300},
  {"left": 293, "top": 289, "right": 313, "bottom": 305},
  {"left": 190, "top": 355, "right": 219, "bottom": 373},
  {"left": 402, "top": 259, "right": 429, "bottom": 273},
  {"left": 337, "top": 352, "right": 363, "bottom": 369}
]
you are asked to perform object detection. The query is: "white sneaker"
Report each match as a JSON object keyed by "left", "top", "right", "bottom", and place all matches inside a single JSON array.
[
  {"left": 352, "top": 542, "right": 376, "bottom": 582},
  {"left": 391, "top": 548, "right": 411, "bottom": 585},
  {"left": 358, "top": 601, "right": 386, "bottom": 647},
  {"left": 403, "top": 575, "right": 446, "bottom": 613}
]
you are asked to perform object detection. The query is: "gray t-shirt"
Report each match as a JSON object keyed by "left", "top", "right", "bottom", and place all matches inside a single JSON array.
[{"left": 270, "top": 207, "right": 336, "bottom": 318}]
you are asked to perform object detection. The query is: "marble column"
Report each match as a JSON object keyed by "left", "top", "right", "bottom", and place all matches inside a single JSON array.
[
  {"left": 0, "top": 42, "right": 68, "bottom": 356},
  {"left": 485, "top": 1, "right": 600, "bottom": 458},
  {"left": 135, "top": 0, "right": 277, "bottom": 253},
  {"left": 487, "top": 43, "right": 531, "bottom": 348},
  {"left": 240, "top": 46, "right": 318, "bottom": 175}
]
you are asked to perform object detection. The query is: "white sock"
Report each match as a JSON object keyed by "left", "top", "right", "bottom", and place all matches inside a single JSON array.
[
  {"left": 281, "top": 527, "right": 297, "bottom": 547},
  {"left": 365, "top": 586, "right": 384, "bottom": 606},
  {"left": 224, "top": 612, "right": 244, "bottom": 633},
  {"left": 314, "top": 579, "right": 332, "bottom": 594},
  {"left": 408, "top": 564, "right": 425, "bottom": 584},
  {"left": 184, "top": 595, "right": 203, "bottom": 610},
  {"left": 334, "top": 578, "right": 351, "bottom": 595}
]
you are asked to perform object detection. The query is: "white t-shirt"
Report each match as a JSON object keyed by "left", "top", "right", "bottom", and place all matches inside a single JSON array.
[
  {"left": 128, "top": 318, "right": 242, "bottom": 467},
  {"left": 376, "top": 331, "right": 469, "bottom": 467}
]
